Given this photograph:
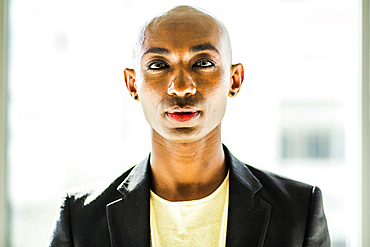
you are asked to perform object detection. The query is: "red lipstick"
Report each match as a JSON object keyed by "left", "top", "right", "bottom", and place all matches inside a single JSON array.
[{"left": 166, "top": 107, "right": 200, "bottom": 122}]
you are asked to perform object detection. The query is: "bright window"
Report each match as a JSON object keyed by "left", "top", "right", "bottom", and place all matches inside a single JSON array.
[{"left": 6, "top": 0, "right": 362, "bottom": 246}]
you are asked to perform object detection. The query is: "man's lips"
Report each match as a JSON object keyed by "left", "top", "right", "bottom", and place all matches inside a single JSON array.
[
  {"left": 166, "top": 107, "right": 200, "bottom": 122},
  {"left": 167, "top": 112, "right": 199, "bottom": 122}
]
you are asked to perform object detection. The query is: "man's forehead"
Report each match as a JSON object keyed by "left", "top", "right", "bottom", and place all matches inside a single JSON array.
[{"left": 141, "top": 19, "right": 222, "bottom": 54}]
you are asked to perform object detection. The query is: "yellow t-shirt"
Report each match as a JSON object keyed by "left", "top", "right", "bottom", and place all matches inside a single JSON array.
[{"left": 150, "top": 172, "right": 229, "bottom": 247}]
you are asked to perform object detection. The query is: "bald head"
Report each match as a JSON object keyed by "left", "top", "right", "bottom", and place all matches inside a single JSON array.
[{"left": 133, "top": 6, "right": 232, "bottom": 70}]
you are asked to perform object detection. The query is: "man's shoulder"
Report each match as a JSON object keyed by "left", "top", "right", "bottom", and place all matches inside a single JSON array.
[
  {"left": 247, "top": 164, "right": 313, "bottom": 190},
  {"left": 62, "top": 165, "right": 136, "bottom": 206},
  {"left": 244, "top": 164, "right": 315, "bottom": 202}
]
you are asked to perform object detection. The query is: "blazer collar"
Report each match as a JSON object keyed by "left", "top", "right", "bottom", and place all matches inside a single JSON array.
[
  {"left": 224, "top": 145, "right": 271, "bottom": 247},
  {"left": 224, "top": 144, "right": 262, "bottom": 194},
  {"left": 117, "top": 155, "right": 151, "bottom": 198},
  {"left": 106, "top": 156, "right": 151, "bottom": 247},
  {"left": 106, "top": 145, "right": 271, "bottom": 247}
]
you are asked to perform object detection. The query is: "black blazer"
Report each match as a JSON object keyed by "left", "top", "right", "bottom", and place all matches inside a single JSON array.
[{"left": 48, "top": 146, "right": 330, "bottom": 246}]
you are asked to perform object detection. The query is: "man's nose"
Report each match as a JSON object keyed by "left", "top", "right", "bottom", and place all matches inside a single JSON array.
[{"left": 167, "top": 69, "right": 196, "bottom": 97}]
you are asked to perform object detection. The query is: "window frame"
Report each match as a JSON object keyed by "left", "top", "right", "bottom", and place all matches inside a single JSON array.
[
  {"left": 361, "top": 0, "right": 370, "bottom": 246},
  {"left": 0, "top": 0, "right": 8, "bottom": 246}
]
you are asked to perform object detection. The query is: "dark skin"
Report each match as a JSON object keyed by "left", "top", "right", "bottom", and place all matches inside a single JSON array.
[{"left": 124, "top": 6, "right": 244, "bottom": 201}]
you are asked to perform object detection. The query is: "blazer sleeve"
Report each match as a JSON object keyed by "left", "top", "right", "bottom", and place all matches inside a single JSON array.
[
  {"left": 303, "top": 186, "right": 331, "bottom": 247},
  {"left": 47, "top": 191, "right": 74, "bottom": 247}
]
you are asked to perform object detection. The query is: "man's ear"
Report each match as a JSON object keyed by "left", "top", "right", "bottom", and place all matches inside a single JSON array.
[
  {"left": 123, "top": 68, "right": 139, "bottom": 101},
  {"left": 228, "top": 63, "right": 244, "bottom": 97}
]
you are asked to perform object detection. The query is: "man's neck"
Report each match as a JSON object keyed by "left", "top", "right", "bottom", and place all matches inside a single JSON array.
[{"left": 150, "top": 125, "right": 227, "bottom": 202}]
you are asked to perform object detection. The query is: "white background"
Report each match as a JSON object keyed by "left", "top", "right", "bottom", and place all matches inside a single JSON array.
[{"left": 7, "top": 0, "right": 360, "bottom": 246}]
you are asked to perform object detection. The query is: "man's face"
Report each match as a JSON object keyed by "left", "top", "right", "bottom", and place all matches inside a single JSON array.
[{"left": 131, "top": 12, "right": 234, "bottom": 143}]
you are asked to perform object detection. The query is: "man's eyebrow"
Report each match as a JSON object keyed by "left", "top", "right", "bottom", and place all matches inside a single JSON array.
[
  {"left": 190, "top": 43, "right": 219, "bottom": 53},
  {"left": 142, "top": 47, "right": 170, "bottom": 56}
]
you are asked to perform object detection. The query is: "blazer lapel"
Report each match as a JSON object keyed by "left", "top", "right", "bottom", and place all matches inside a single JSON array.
[
  {"left": 106, "top": 156, "right": 151, "bottom": 247},
  {"left": 224, "top": 146, "right": 271, "bottom": 247}
]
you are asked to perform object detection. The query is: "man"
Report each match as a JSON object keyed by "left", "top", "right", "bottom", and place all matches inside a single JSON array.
[{"left": 48, "top": 5, "right": 330, "bottom": 246}]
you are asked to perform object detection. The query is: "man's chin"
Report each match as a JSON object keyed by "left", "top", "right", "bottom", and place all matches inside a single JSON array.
[
  {"left": 151, "top": 122, "right": 223, "bottom": 144},
  {"left": 153, "top": 127, "right": 205, "bottom": 144},
  {"left": 167, "top": 127, "right": 202, "bottom": 143}
]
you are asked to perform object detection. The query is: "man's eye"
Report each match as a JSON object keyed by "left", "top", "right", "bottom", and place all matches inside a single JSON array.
[
  {"left": 147, "top": 61, "right": 168, "bottom": 70},
  {"left": 194, "top": 60, "right": 214, "bottom": 68}
]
